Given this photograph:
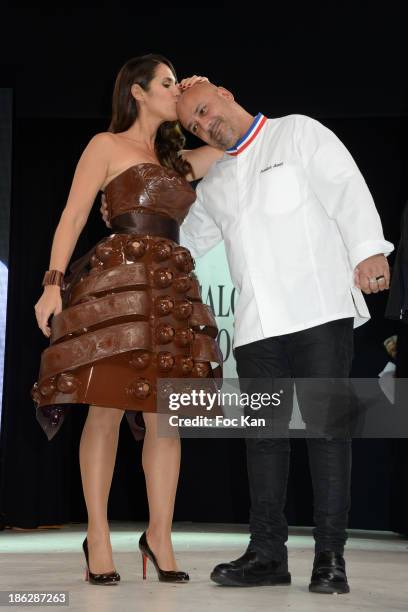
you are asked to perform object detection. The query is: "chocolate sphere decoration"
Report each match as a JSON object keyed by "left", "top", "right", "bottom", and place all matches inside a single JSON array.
[
  {"left": 192, "top": 362, "right": 210, "bottom": 377},
  {"left": 174, "top": 274, "right": 192, "bottom": 293},
  {"left": 181, "top": 382, "right": 194, "bottom": 396},
  {"left": 155, "top": 323, "right": 175, "bottom": 344},
  {"left": 152, "top": 240, "right": 172, "bottom": 261},
  {"left": 90, "top": 254, "right": 103, "bottom": 269},
  {"left": 173, "top": 299, "right": 193, "bottom": 320},
  {"left": 39, "top": 378, "right": 56, "bottom": 397},
  {"left": 159, "top": 381, "right": 175, "bottom": 399},
  {"left": 155, "top": 296, "right": 175, "bottom": 317},
  {"left": 96, "top": 241, "right": 115, "bottom": 262},
  {"left": 157, "top": 351, "right": 175, "bottom": 372},
  {"left": 125, "top": 238, "right": 146, "bottom": 260},
  {"left": 153, "top": 269, "right": 173, "bottom": 288},
  {"left": 179, "top": 357, "right": 194, "bottom": 374},
  {"left": 130, "top": 377, "right": 151, "bottom": 399},
  {"left": 174, "top": 328, "right": 194, "bottom": 347},
  {"left": 130, "top": 350, "right": 151, "bottom": 369},
  {"left": 56, "top": 372, "right": 78, "bottom": 393},
  {"left": 172, "top": 247, "right": 194, "bottom": 272}
]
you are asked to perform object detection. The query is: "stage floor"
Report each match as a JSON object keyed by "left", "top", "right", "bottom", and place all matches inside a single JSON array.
[{"left": 0, "top": 523, "right": 407, "bottom": 611}]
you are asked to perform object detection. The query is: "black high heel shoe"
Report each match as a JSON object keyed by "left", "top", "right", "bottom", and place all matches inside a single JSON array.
[
  {"left": 139, "top": 531, "right": 189, "bottom": 583},
  {"left": 82, "top": 537, "right": 121, "bottom": 586}
]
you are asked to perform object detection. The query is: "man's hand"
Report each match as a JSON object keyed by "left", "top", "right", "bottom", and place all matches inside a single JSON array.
[
  {"left": 354, "top": 253, "right": 390, "bottom": 294},
  {"left": 100, "top": 193, "right": 111, "bottom": 228}
]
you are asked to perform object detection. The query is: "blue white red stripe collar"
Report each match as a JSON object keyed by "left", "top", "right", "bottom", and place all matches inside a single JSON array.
[{"left": 226, "top": 112, "right": 267, "bottom": 156}]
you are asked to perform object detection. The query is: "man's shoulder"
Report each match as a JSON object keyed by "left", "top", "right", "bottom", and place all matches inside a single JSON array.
[
  {"left": 268, "top": 113, "right": 320, "bottom": 130},
  {"left": 266, "top": 115, "right": 331, "bottom": 148}
]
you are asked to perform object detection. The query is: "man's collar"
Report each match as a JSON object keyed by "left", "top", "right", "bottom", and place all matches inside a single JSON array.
[{"left": 226, "top": 113, "right": 267, "bottom": 156}]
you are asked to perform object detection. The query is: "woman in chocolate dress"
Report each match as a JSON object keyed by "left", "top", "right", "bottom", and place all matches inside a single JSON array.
[{"left": 31, "top": 55, "right": 223, "bottom": 584}]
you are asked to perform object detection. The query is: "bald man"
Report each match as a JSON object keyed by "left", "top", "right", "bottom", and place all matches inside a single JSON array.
[{"left": 175, "top": 81, "right": 393, "bottom": 593}]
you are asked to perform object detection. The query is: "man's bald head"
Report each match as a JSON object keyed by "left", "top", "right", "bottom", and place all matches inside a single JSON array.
[
  {"left": 177, "top": 80, "right": 227, "bottom": 126},
  {"left": 176, "top": 80, "right": 242, "bottom": 150}
]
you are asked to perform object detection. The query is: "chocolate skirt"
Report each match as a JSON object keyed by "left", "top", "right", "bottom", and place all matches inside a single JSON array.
[{"left": 31, "top": 221, "right": 222, "bottom": 441}]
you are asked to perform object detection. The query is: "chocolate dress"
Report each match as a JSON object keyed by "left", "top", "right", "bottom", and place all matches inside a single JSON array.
[{"left": 31, "top": 163, "right": 223, "bottom": 440}]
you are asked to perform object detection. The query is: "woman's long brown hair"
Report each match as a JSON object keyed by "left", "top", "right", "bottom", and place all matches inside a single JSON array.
[{"left": 109, "top": 54, "right": 192, "bottom": 177}]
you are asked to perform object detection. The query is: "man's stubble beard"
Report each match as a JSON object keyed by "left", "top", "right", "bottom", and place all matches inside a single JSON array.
[{"left": 209, "top": 118, "right": 236, "bottom": 150}]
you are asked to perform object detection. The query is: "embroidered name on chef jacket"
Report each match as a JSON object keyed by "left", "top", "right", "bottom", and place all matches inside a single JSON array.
[{"left": 261, "top": 162, "right": 284, "bottom": 173}]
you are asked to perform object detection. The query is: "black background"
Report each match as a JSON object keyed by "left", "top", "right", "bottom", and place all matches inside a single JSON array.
[{"left": 0, "top": 3, "right": 407, "bottom": 532}]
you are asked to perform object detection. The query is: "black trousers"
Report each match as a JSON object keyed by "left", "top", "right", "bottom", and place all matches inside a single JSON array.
[{"left": 234, "top": 318, "right": 354, "bottom": 561}]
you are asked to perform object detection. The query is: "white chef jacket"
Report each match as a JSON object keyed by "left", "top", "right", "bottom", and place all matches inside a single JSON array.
[{"left": 180, "top": 113, "right": 394, "bottom": 348}]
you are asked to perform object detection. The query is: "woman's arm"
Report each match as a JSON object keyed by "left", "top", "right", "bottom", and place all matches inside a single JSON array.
[
  {"left": 34, "top": 132, "right": 111, "bottom": 336},
  {"left": 182, "top": 146, "right": 224, "bottom": 181},
  {"left": 48, "top": 133, "right": 111, "bottom": 273}
]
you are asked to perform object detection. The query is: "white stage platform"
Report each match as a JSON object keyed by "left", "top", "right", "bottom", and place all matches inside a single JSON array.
[{"left": 0, "top": 523, "right": 407, "bottom": 611}]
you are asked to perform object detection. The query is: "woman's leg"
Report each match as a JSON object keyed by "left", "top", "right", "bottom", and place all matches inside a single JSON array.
[
  {"left": 79, "top": 405, "right": 124, "bottom": 573},
  {"left": 142, "top": 412, "right": 181, "bottom": 570}
]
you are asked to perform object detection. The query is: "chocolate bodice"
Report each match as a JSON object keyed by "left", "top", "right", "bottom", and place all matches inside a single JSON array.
[{"left": 104, "top": 163, "right": 196, "bottom": 225}]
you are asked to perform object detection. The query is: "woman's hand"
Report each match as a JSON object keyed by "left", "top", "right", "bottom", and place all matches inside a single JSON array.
[
  {"left": 34, "top": 286, "right": 62, "bottom": 338},
  {"left": 178, "top": 76, "right": 209, "bottom": 92}
]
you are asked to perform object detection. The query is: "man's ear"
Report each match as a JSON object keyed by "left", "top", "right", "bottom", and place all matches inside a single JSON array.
[
  {"left": 131, "top": 83, "right": 145, "bottom": 103},
  {"left": 216, "top": 86, "right": 234, "bottom": 101}
]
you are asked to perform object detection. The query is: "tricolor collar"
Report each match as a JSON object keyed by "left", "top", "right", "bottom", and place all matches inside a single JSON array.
[{"left": 226, "top": 113, "right": 267, "bottom": 156}]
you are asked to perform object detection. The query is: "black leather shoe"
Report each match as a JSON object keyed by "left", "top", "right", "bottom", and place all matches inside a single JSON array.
[
  {"left": 210, "top": 550, "right": 291, "bottom": 587},
  {"left": 309, "top": 551, "right": 350, "bottom": 594}
]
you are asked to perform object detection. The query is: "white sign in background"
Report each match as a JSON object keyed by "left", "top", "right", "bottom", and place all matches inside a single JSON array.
[{"left": 194, "top": 241, "right": 237, "bottom": 378}]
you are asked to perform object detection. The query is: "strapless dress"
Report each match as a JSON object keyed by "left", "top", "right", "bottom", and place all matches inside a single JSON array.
[{"left": 31, "top": 163, "right": 223, "bottom": 440}]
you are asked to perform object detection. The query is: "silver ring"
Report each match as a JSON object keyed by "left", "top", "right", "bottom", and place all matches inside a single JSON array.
[{"left": 376, "top": 275, "right": 385, "bottom": 281}]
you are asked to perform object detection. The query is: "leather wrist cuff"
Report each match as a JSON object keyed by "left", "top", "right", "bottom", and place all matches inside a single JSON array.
[{"left": 42, "top": 270, "right": 64, "bottom": 288}]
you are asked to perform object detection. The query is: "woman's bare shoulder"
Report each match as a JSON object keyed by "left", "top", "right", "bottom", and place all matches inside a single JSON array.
[
  {"left": 87, "top": 131, "right": 117, "bottom": 149},
  {"left": 79, "top": 132, "right": 119, "bottom": 164}
]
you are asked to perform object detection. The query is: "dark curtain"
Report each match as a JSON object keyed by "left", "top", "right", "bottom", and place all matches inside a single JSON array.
[{"left": 1, "top": 115, "right": 407, "bottom": 533}]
